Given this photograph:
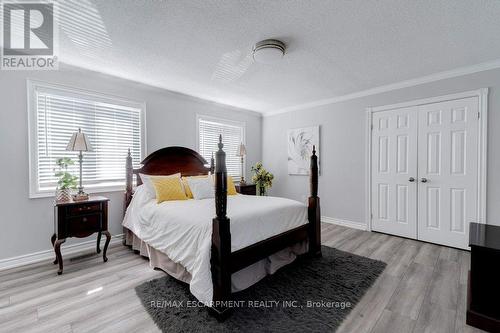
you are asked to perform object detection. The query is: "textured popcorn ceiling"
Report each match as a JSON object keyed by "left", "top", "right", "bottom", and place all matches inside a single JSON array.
[{"left": 58, "top": 0, "right": 500, "bottom": 113}]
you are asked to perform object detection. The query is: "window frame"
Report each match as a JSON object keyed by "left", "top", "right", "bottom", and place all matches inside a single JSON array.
[
  {"left": 196, "top": 114, "right": 246, "bottom": 178},
  {"left": 27, "top": 79, "right": 147, "bottom": 198}
]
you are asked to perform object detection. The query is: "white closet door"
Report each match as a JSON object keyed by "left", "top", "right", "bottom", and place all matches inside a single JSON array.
[
  {"left": 417, "top": 97, "right": 479, "bottom": 249},
  {"left": 371, "top": 107, "right": 418, "bottom": 238}
]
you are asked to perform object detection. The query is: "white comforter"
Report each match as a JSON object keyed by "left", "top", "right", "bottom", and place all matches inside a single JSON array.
[{"left": 123, "top": 185, "right": 308, "bottom": 305}]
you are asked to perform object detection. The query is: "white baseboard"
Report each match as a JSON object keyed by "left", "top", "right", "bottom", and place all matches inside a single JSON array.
[
  {"left": 0, "top": 218, "right": 366, "bottom": 271},
  {"left": 321, "top": 216, "right": 368, "bottom": 231},
  {"left": 0, "top": 234, "right": 124, "bottom": 271}
]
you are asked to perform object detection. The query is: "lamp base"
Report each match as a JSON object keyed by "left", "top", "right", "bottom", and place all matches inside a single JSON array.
[
  {"left": 72, "top": 193, "right": 89, "bottom": 201},
  {"left": 74, "top": 152, "right": 88, "bottom": 202}
]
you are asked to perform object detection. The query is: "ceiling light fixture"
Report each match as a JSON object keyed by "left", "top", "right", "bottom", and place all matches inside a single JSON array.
[{"left": 253, "top": 39, "right": 286, "bottom": 64}]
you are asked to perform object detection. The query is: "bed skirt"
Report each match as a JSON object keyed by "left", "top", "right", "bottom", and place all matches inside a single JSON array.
[{"left": 124, "top": 227, "right": 308, "bottom": 293}]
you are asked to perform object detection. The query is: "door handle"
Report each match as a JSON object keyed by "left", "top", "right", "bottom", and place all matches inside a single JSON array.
[
  {"left": 409, "top": 177, "right": 415, "bottom": 182},
  {"left": 421, "top": 178, "right": 428, "bottom": 183}
]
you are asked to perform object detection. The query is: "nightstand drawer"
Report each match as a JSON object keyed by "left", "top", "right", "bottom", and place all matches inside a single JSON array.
[
  {"left": 67, "top": 202, "right": 101, "bottom": 215},
  {"left": 68, "top": 214, "right": 101, "bottom": 236}
]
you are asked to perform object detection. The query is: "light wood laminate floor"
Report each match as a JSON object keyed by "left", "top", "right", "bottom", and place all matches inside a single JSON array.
[{"left": 0, "top": 223, "right": 485, "bottom": 333}]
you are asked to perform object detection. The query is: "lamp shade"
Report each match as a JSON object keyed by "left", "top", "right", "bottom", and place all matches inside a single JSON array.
[
  {"left": 66, "top": 128, "right": 93, "bottom": 152},
  {"left": 236, "top": 142, "right": 246, "bottom": 157}
]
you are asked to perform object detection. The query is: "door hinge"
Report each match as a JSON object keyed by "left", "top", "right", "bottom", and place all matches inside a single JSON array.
[
  {"left": 371, "top": 213, "right": 373, "bottom": 219},
  {"left": 478, "top": 111, "right": 480, "bottom": 119},
  {"left": 371, "top": 124, "right": 373, "bottom": 130}
]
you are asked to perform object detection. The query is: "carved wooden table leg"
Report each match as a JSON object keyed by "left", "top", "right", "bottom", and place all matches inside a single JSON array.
[
  {"left": 102, "top": 231, "right": 111, "bottom": 262},
  {"left": 54, "top": 238, "right": 66, "bottom": 275},
  {"left": 51, "top": 234, "right": 57, "bottom": 264},
  {"left": 96, "top": 231, "right": 102, "bottom": 254}
]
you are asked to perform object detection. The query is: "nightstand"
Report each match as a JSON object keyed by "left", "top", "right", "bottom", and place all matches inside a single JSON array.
[
  {"left": 51, "top": 196, "right": 110, "bottom": 275},
  {"left": 235, "top": 183, "right": 256, "bottom": 195}
]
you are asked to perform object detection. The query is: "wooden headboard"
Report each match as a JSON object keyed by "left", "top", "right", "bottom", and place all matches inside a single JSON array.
[{"left": 125, "top": 146, "right": 214, "bottom": 206}]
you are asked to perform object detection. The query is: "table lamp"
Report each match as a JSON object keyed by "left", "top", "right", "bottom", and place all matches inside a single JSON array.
[
  {"left": 66, "top": 128, "right": 93, "bottom": 201},
  {"left": 236, "top": 142, "right": 247, "bottom": 184}
]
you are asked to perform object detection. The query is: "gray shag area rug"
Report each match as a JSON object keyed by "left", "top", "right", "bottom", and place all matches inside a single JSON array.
[{"left": 135, "top": 246, "right": 386, "bottom": 333}]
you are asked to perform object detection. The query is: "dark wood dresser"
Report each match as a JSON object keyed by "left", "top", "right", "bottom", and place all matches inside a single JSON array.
[
  {"left": 51, "top": 196, "right": 110, "bottom": 275},
  {"left": 235, "top": 183, "right": 256, "bottom": 195},
  {"left": 467, "top": 222, "right": 500, "bottom": 332}
]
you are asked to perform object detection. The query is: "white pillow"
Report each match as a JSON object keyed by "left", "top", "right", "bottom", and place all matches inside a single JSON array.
[
  {"left": 139, "top": 173, "right": 181, "bottom": 199},
  {"left": 187, "top": 177, "right": 214, "bottom": 200}
]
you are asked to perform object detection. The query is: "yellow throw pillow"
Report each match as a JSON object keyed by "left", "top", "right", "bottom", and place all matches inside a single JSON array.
[
  {"left": 182, "top": 175, "right": 208, "bottom": 199},
  {"left": 150, "top": 176, "right": 187, "bottom": 203},
  {"left": 140, "top": 173, "right": 181, "bottom": 199},
  {"left": 227, "top": 176, "right": 237, "bottom": 196},
  {"left": 182, "top": 175, "right": 237, "bottom": 197}
]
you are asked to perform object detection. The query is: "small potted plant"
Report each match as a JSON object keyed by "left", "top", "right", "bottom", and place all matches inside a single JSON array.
[
  {"left": 54, "top": 157, "right": 78, "bottom": 202},
  {"left": 251, "top": 162, "right": 274, "bottom": 196}
]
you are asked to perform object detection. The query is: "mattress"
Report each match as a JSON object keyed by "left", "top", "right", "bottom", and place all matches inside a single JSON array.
[{"left": 122, "top": 185, "right": 308, "bottom": 305}]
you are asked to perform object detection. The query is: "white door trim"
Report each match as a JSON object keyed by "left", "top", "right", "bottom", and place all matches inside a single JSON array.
[{"left": 366, "top": 88, "right": 489, "bottom": 231}]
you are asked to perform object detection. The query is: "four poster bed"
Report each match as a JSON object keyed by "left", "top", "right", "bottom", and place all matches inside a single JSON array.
[{"left": 123, "top": 136, "right": 321, "bottom": 320}]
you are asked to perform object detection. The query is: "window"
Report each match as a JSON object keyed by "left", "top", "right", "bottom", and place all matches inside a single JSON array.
[
  {"left": 28, "top": 80, "right": 145, "bottom": 197},
  {"left": 197, "top": 115, "right": 245, "bottom": 178}
]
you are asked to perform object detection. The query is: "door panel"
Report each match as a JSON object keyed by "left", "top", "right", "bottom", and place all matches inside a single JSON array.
[
  {"left": 371, "top": 107, "right": 418, "bottom": 238},
  {"left": 417, "top": 97, "right": 479, "bottom": 249}
]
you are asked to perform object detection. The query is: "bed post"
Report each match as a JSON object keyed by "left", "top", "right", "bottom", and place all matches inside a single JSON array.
[
  {"left": 125, "top": 149, "right": 133, "bottom": 211},
  {"left": 124, "top": 149, "right": 134, "bottom": 245},
  {"left": 210, "top": 135, "right": 232, "bottom": 320},
  {"left": 308, "top": 145, "right": 321, "bottom": 256},
  {"left": 210, "top": 152, "right": 215, "bottom": 174}
]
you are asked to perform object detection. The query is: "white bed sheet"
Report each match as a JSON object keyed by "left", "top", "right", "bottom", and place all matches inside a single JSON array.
[{"left": 123, "top": 185, "right": 308, "bottom": 305}]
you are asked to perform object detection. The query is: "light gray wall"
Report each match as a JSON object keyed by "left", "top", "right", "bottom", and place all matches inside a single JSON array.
[
  {"left": 263, "top": 68, "right": 500, "bottom": 227},
  {"left": 0, "top": 65, "right": 262, "bottom": 261}
]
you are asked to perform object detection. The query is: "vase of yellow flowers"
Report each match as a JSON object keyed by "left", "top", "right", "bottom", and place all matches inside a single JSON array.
[{"left": 251, "top": 162, "right": 274, "bottom": 196}]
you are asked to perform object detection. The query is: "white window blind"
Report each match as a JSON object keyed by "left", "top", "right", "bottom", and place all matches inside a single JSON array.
[
  {"left": 29, "top": 81, "right": 144, "bottom": 196},
  {"left": 198, "top": 117, "right": 245, "bottom": 178}
]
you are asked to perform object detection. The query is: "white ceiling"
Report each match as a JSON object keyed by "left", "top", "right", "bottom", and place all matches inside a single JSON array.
[{"left": 58, "top": 0, "right": 500, "bottom": 113}]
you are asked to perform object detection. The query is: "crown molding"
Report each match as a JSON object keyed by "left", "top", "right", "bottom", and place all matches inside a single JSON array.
[{"left": 264, "top": 59, "right": 500, "bottom": 117}]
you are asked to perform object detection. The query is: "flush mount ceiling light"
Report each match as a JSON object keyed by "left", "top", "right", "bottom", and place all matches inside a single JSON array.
[{"left": 253, "top": 39, "right": 286, "bottom": 64}]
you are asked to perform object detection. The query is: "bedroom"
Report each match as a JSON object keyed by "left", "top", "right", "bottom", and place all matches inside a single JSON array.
[{"left": 0, "top": 1, "right": 499, "bottom": 332}]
